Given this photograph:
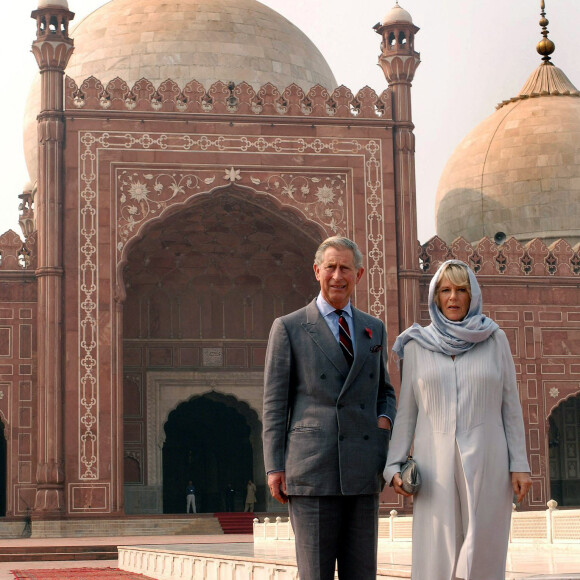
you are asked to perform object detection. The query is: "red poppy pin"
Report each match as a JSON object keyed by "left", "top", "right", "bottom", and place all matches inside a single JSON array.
[{"left": 365, "top": 327, "right": 372, "bottom": 339}]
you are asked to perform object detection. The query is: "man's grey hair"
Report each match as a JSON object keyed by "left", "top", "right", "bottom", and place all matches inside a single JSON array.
[{"left": 314, "top": 236, "right": 363, "bottom": 269}]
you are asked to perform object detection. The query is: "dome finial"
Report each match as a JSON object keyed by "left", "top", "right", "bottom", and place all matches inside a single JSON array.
[{"left": 537, "top": 0, "right": 555, "bottom": 62}]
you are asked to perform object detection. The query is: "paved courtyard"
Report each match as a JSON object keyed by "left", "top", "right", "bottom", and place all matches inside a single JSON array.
[{"left": 1, "top": 534, "right": 578, "bottom": 579}]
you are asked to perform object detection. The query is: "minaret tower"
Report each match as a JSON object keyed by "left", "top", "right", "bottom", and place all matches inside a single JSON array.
[
  {"left": 374, "top": 3, "right": 421, "bottom": 335},
  {"left": 30, "top": 0, "right": 75, "bottom": 515}
]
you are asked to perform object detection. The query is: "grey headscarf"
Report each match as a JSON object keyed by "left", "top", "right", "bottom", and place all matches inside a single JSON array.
[{"left": 392, "top": 260, "right": 499, "bottom": 359}]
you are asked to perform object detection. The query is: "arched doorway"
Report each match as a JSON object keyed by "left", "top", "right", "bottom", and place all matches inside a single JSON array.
[
  {"left": 121, "top": 187, "right": 321, "bottom": 514},
  {"left": 163, "top": 393, "right": 254, "bottom": 513},
  {"left": 0, "top": 420, "right": 6, "bottom": 516},
  {"left": 548, "top": 394, "right": 580, "bottom": 506}
]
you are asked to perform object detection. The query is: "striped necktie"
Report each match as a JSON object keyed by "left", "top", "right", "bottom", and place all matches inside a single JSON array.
[{"left": 335, "top": 309, "right": 354, "bottom": 367}]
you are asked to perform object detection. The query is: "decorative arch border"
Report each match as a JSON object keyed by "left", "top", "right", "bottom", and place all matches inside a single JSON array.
[
  {"left": 77, "top": 130, "right": 387, "bottom": 479},
  {"left": 114, "top": 183, "right": 326, "bottom": 303},
  {"left": 545, "top": 383, "right": 580, "bottom": 420},
  {"left": 545, "top": 388, "right": 580, "bottom": 506}
]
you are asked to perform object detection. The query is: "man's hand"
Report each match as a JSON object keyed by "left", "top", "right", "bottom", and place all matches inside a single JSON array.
[
  {"left": 512, "top": 472, "right": 532, "bottom": 503},
  {"left": 377, "top": 416, "right": 391, "bottom": 430},
  {"left": 268, "top": 471, "right": 288, "bottom": 504}
]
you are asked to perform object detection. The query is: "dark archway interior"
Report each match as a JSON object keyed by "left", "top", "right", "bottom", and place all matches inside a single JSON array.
[
  {"left": 163, "top": 395, "right": 253, "bottom": 513},
  {"left": 122, "top": 189, "right": 320, "bottom": 513},
  {"left": 122, "top": 189, "right": 321, "bottom": 341},
  {"left": 0, "top": 421, "right": 6, "bottom": 516},
  {"left": 549, "top": 395, "right": 580, "bottom": 506}
]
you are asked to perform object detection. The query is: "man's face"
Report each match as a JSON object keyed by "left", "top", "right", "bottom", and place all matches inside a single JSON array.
[{"left": 313, "top": 246, "right": 364, "bottom": 309}]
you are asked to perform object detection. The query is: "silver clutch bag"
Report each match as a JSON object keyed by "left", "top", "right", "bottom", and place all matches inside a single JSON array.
[{"left": 400, "top": 455, "right": 421, "bottom": 494}]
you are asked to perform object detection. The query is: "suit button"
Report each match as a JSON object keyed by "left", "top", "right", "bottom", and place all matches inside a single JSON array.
[
  {"left": 337, "top": 403, "right": 344, "bottom": 409},
  {"left": 360, "top": 403, "right": 365, "bottom": 409},
  {"left": 339, "top": 435, "right": 344, "bottom": 441},
  {"left": 363, "top": 435, "right": 369, "bottom": 440},
  {"left": 320, "top": 373, "right": 326, "bottom": 379},
  {"left": 369, "top": 373, "right": 374, "bottom": 379}
]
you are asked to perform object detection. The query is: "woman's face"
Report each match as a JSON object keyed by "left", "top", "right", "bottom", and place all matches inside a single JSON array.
[{"left": 437, "top": 276, "right": 470, "bottom": 321}]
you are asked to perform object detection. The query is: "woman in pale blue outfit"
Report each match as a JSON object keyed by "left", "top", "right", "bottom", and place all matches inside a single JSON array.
[{"left": 384, "top": 260, "right": 532, "bottom": 580}]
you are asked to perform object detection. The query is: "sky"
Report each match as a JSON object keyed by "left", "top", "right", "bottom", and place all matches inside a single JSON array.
[{"left": 2, "top": 0, "right": 579, "bottom": 243}]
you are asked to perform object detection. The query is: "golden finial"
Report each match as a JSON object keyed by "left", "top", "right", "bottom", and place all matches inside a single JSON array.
[{"left": 537, "top": 0, "right": 555, "bottom": 62}]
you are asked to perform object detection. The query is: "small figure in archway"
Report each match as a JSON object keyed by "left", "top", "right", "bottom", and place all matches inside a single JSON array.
[
  {"left": 185, "top": 480, "right": 196, "bottom": 514},
  {"left": 244, "top": 480, "right": 257, "bottom": 512},
  {"left": 224, "top": 483, "right": 236, "bottom": 511}
]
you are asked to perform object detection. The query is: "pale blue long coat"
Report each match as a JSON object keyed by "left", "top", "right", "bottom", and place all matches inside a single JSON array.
[{"left": 384, "top": 329, "right": 530, "bottom": 580}]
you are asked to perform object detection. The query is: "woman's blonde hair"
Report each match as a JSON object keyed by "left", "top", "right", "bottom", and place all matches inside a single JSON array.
[{"left": 434, "top": 263, "right": 472, "bottom": 309}]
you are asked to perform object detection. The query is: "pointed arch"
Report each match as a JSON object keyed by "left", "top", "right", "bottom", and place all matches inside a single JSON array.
[
  {"left": 116, "top": 183, "right": 325, "bottom": 303},
  {"left": 547, "top": 393, "right": 580, "bottom": 507}
]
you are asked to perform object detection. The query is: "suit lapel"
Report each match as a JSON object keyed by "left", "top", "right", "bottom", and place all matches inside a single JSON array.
[{"left": 301, "top": 299, "right": 350, "bottom": 377}]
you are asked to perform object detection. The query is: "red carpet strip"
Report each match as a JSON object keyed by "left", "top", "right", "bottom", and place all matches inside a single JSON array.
[{"left": 11, "top": 568, "right": 153, "bottom": 579}]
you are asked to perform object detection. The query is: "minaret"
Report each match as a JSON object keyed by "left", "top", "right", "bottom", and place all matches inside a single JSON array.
[
  {"left": 30, "top": 0, "right": 75, "bottom": 515},
  {"left": 374, "top": 3, "right": 421, "bottom": 335}
]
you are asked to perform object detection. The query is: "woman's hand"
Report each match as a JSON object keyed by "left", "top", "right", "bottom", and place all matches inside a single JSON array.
[
  {"left": 511, "top": 472, "right": 532, "bottom": 503},
  {"left": 391, "top": 472, "right": 413, "bottom": 497}
]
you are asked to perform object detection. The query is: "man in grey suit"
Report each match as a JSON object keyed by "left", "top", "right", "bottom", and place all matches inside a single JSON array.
[{"left": 262, "top": 236, "right": 396, "bottom": 580}]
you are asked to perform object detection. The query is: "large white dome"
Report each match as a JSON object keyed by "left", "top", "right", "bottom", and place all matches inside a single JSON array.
[
  {"left": 436, "top": 63, "right": 580, "bottom": 245},
  {"left": 24, "top": 0, "right": 337, "bottom": 182}
]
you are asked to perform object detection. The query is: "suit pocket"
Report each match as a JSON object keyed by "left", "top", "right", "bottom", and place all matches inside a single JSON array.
[{"left": 288, "top": 424, "right": 321, "bottom": 433}]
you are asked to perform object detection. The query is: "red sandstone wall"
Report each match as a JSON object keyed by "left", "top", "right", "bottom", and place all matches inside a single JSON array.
[{"left": 0, "top": 229, "right": 37, "bottom": 516}]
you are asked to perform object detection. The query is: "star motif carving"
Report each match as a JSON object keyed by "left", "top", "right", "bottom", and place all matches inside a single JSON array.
[
  {"left": 549, "top": 387, "right": 559, "bottom": 398},
  {"left": 224, "top": 167, "right": 241, "bottom": 182}
]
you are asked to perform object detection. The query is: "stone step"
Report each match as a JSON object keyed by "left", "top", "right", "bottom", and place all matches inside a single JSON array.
[
  {"left": 214, "top": 512, "right": 255, "bottom": 534},
  {"left": 0, "top": 515, "right": 224, "bottom": 539},
  {"left": 0, "top": 545, "right": 118, "bottom": 562}
]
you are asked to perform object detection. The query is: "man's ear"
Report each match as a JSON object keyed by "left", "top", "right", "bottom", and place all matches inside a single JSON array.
[
  {"left": 355, "top": 267, "right": 365, "bottom": 283},
  {"left": 313, "top": 263, "right": 321, "bottom": 281}
]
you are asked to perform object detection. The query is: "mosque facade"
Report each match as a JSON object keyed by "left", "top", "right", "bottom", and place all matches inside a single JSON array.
[{"left": 0, "top": 0, "right": 577, "bottom": 524}]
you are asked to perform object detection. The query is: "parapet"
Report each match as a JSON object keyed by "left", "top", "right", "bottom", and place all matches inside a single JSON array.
[
  {"left": 65, "top": 76, "right": 393, "bottom": 120},
  {"left": 419, "top": 235, "right": 580, "bottom": 277}
]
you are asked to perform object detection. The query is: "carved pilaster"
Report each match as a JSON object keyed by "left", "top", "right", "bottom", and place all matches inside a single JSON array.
[{"left": 30, "top": 2, "right": 74, "bottom": 517}]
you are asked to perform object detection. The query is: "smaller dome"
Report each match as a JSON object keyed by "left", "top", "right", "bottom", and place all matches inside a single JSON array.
[
  {"left": 383, "top": 3, "right": 413, "bottom": 25},
  {"left": 37, "top": 0, "right": 69, "bottom": 8}
]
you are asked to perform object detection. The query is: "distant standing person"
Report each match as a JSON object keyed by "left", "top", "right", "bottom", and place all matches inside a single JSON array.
[
  {"left": 244, "top": 480, "right": 257, "bottom": 512},
  {"left": 225, "top": 483, "right": 236, "bottom": 511},
  {"left": 185, "top": 481, "right": 196, "bottom": 514},
  {"left": 385, "top": 260, "right": 531, "bottom": 579}
]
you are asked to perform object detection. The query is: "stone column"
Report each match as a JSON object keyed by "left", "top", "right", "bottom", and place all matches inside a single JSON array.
[
  {"left": 30, "top": 2, "right": 75, "bottom": 515},
  {"left": 375, "top": 8, "right": 421, "bottom": 334}
]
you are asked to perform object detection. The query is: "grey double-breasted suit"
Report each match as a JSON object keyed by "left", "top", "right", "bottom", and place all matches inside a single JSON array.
[{"left": 262, "top": 298, "right": 396, "bottom": 496}]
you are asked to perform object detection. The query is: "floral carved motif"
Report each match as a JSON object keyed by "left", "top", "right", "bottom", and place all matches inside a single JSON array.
[{"left": 116, "top": 168, "right": 348, "bottom": 253}]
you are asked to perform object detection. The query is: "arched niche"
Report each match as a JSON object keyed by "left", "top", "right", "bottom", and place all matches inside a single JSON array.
[
  {"left": 548, "top": 393, "right": 580, "bottom": 506},
  {"left": 162, "top": 391, "right": 261, "bottom": 513},
  {"left": 120, "top": 186, "right": 322, "bottom": 339}
]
